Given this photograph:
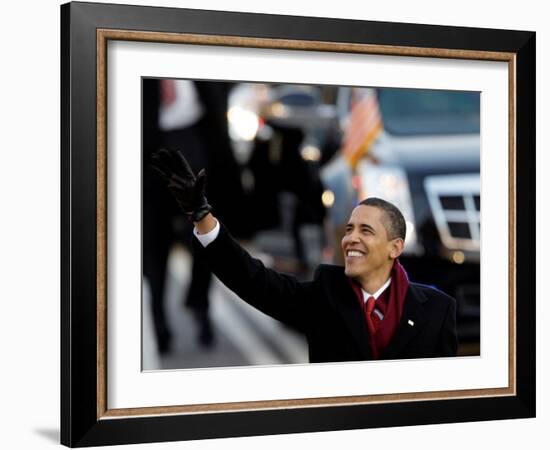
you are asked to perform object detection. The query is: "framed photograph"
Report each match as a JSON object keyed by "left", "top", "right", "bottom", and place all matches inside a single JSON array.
[{"left": 61, "top": 1, "right": 535, "bottom": 447}]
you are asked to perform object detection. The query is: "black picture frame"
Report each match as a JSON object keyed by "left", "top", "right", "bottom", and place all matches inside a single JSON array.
[{"left": 61, "top": 1, "right": 535, "bottom": 447}]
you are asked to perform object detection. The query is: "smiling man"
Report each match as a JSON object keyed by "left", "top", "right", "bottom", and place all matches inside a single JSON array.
[
  {"left": 152, "top": 148, "right": 458, "bottom": 362},
  {"left": 343, "top": 199, "right": 405, "bottom": 292}
]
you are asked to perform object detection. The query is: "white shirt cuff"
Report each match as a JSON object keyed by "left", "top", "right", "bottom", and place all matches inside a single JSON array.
[{"left": 193, "top": 219, "right": 220, "bottom": 247}]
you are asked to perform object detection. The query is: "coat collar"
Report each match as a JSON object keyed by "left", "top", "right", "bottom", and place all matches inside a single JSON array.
[
  {"left": 326, "top": 268, "right": 429, "bottom": 361},
  {"left": 330, "top": 270, "right": 428, "bottom": 360}
]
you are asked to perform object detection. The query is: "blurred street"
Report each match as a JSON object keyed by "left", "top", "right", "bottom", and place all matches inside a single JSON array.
[{"left": 143, "top": 227, "right": 312, "bottom": 370}]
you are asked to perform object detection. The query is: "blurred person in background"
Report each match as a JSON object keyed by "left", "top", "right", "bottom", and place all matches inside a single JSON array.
[
  {"left": 151, "top": 149, "right": 458, "bottom": 362},
  {"left": 142, "top": 79, "right": 246, "bottom": 353},
  {"left": 246, "top": 119, "right": 327, "bottom": 275}
]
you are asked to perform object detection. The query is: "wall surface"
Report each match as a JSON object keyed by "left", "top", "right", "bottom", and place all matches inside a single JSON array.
[{"left": 0, "top": 0, "right": 546, "bottom": 449}]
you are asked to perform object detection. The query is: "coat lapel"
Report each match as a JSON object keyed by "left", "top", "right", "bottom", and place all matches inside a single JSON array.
[
  {"left": 381, "top": 284, "right": 429, "bottom": 359},
  {"left": 330, "top": 273, "right": 373, "bottom": 360}
]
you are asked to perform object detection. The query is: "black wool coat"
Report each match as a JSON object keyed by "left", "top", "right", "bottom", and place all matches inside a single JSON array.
[{"left": 193, "top": 224, "right": 458, "bottom": 363}]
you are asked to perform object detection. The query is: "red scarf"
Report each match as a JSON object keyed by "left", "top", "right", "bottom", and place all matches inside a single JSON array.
[{"left": 349, "top": 260, "right": 410, "bottom": 359}]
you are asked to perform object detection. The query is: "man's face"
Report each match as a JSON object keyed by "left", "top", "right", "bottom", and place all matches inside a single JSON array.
[{"left": 341, "top": 205, "right": 400, "bottom": 282}]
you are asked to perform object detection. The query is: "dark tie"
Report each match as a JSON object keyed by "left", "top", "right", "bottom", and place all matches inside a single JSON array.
[{"left": 365, "top": 296, "right": 380, "bottom": 335}]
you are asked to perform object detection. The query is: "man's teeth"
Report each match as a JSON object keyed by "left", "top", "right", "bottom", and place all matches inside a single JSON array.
[{"left": 347, "top": 250, "right": 364, "bottom": 257}]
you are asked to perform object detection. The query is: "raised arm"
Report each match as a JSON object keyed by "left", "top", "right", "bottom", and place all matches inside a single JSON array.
[{"left": 151, "top": 148, "right": 313, "bottom": 330}]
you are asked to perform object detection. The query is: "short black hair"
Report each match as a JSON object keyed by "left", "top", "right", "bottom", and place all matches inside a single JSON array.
[{"left": 358, "top": 197, "right": 406, "bottom": 241}]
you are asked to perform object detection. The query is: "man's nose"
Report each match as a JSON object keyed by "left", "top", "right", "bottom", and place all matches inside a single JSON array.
[{"left": 344, "top": 232, "right": 360, "bottom": 243}]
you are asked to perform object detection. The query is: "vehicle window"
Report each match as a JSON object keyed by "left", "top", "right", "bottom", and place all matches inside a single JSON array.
[{"left": 378, "top": 88, "right": 480, "bottom": 136}]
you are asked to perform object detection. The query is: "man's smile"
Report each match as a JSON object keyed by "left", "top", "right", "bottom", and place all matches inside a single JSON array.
[{"left": 345, "top": 249, "right": 367, "bottom": 258}]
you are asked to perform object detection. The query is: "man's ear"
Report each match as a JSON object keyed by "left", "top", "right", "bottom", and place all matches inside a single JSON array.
[{"left": 389, "top": 238, "right": 405, "bottom": 259}]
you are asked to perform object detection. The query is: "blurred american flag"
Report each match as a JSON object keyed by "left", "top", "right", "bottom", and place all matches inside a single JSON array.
[{"left": 341, "top": 88, "right": 383, "bottom": 169}]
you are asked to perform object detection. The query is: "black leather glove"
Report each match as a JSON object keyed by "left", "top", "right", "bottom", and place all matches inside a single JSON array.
[{"left": 150, "top": 148, "right": 213, "bottom": 222}]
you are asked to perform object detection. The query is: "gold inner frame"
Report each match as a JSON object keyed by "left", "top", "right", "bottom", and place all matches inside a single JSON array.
[{"left": 96, "top": 29, "right": 517, "bottom": 420}]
